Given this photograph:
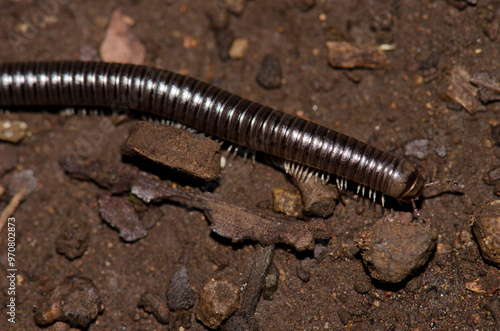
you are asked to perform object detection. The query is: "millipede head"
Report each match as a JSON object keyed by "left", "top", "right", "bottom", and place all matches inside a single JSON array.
[{"left": 397, "top": 169, "right": 425, "bottom": 203}]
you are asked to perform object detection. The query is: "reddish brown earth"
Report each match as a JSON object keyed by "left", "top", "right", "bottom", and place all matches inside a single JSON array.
[{"left": 0, "top": 0, "right": 499, "bottom": 330}]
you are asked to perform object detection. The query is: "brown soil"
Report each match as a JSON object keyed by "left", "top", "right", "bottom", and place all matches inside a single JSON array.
[{"left": 0, "top": 0, "right": 499, "bottom": 330}]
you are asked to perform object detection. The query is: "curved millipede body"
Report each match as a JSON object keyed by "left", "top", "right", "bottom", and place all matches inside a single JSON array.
[{"left": 0, "top": 61, "right": 424, "bottom": 202}]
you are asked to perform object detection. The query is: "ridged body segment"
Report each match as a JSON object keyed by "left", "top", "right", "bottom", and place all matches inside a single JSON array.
[{"left": 0, "top": 61, "right": 424, "bottom": 201}]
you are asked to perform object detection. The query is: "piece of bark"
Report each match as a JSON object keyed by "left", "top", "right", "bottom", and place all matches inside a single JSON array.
[
  {"left": 222, "top": 244, "right": 275, "bottom": 330},
  {"left": 327, "top": 41, "right": 388, "bottom": 69},
  {"left": 98, "top": 194, "right": 147, "bottom": 242},
  {"left": 131, "top": 174, "right": 329, "bottom": 251},
  {"left": 446, "top": 66, "right": 486, "bottom": 114},
  {"left": 122, "top": 122, "right": 221, "bottom": 182},
  {"left": 59, "top": 157, "right": 140, "bottom": 194}
]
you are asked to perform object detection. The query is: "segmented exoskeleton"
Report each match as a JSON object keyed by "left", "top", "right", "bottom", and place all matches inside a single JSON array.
[{"left": 0, "top": 61, "right": 424, "bottom": 203}]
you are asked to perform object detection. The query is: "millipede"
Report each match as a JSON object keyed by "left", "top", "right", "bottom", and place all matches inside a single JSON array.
[{"left": 0, "top": 61, "right": 424, "bottom": 206}]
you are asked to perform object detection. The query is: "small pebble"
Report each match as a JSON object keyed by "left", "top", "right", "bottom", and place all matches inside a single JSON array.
[
  {"left": 436, "top": 242, "right": 453, "bottom": 254},
  {"left": 483, "top": 165, "right": 500, "bottom": 186},
  {"left": 434, "top": 144, "right": 447, "bottom": 158},
  {"left": 56, "top": 218, "right": 90, "bottom": 260},
  {"left": 296, "top": 258, "right": 312, "bottom": 282},
  {"left": 225, "top": 0, "right": 247, "bottom": 15},
  {"left": 195, "top": 278, "right": 241, "bottom": 329},
  {"left": 472, "top": 200, "right": 500, "bottom": 266},
  {"left": 139, "top": 291, "right": 170, "bottom": 324},
  {"left": 228, "top": 38, "right": 249, "bottom": 59},
  {"left": 356, "top": 214, "right": 437, "bottom": 283},
  {"left": 314, "top": 239, "right": 328, "bottom": 259},
  {"left": 34, "top": 277, "right": 104, "bottom": 328},
  {"left": 166, "top": 267, "right": 196, "bottom": 311},
  {"left": 99, "top": 9, "right": 145, "bottom": 64},
  {"left": 262, "top": 264, "right": 279, "bottom": 301},
  {"left": 352, "top": 274, "right": 372, "bottom": 294},
  {"left": 419, "top": 52, "right": 440, "bottom": 71},
  {"left": 272, "top": 187, "right": 303, "bottom": 217},
  {"left": 0, "top": 120, "right": 28, "bottom": 143},
  {"left": 337, "top": 308, "right": 352, "bottom": 326},
  {"left": 404, "top": 139, "right": 429, "bottom": 159},
  {"left": 256, "top": 54, "right": 283, "bottom": 89}
]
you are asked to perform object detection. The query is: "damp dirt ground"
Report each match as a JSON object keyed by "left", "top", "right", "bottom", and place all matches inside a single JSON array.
[{"left": 0, "top": 0, "right": 499, "bottom": 330}]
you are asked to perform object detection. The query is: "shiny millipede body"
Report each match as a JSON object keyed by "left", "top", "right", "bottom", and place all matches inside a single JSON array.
[{"left": 0, "top": 61, "right": 424, "bottom": 203}]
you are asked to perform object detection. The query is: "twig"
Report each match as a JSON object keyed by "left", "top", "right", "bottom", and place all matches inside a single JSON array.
[{"left": 0, "top": 184, "right": 28, "bottom": 232}]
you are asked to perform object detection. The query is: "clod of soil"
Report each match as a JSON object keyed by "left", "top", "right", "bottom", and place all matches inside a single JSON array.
[
  {"left": 139, "top": 291, "right": 170, "bottom": 324},
  {"left": 122, "top": 122, "right": 221, "bottom": 182},
  {"left": 33, "top": 276, "right": 104, "bottom": 328},
  {"left": 256, "top": 54, "right": 283, "bottom": 89},
  {"left": 472, "top": 200, "right": 500, "bottom": 266},
  {"left": 167, "top": 267, "right": 196, "bottom": 311},
  {"left": 272, "top": 187, "right": 303, "bottom": 217},
  {"left": 356, "top": 214, "right": 438, "bottom": 283},
  {"left": 195, "top": 278, "right": 242, "bottom": 329},
  {"left": 55, "top": 217, "right": 90, "bottom": 260}
]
